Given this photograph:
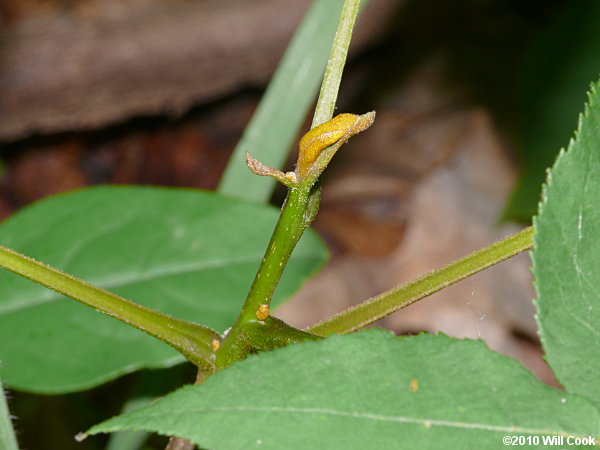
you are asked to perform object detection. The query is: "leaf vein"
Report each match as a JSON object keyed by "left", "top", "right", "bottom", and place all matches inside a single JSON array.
[{"left": 142, "top": 405, "right": 582, "bottom": 437}]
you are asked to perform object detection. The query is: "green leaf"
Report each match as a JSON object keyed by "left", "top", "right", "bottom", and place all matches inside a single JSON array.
[
  {"left": 105, "top": 396, "right": 152, "bottom": 450},
  {"left": 105, "top": 367, "right": 188, "bottom": 450},
  {"left": 0, "top": 186, "right": 326, "bottom": 393},
  {"left": 218, "top": 0, "right": 367, "bottom": 202},
  {"left": 86, "top": 331, "right": 600, "bottom": 449},
  {"left": 533, "top": 79, "right": 600, "bottom": 407},
  {"left": 0, "top": 377, "right": 19, "bottom": 450},
  {"left": 505, "top": 0, "right": 600, "bottom": 221}
]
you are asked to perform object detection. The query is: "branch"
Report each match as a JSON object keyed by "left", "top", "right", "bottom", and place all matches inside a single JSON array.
[
  {"left": 306, "top": 227, "right": 534, "bottom": 335},
  {"left": 0, "top": 246, "right": 219, "bottom": 370}
]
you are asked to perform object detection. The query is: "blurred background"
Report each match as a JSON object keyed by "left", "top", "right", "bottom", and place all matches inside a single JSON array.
[{"left": 1, "top": 0, "right": 599, "bottom": 448}]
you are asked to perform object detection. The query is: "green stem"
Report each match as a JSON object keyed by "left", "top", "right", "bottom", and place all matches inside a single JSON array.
[
  {"left": 215, "top": 186, "right": 319, "bottom": 369},
  {"left": 306, "top": 226, "right": 534, "bottom": 335},
  {"left": 235, "top": 0, "right": 362, "bottom": 324},
  {"left": 312, "top": 0, "right": 361, "bottom": 127},
  {"left": 0, "top": 246, "right": 219, "bottom": 370},
  {"left": 216, "top": 0, "right": 362, "bottom": 369},
  {"left": 238, "top": 187, "right": 313, "bottom": 323}
]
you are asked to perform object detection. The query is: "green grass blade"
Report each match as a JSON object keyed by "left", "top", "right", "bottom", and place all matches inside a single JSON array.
[{"left": 0, "top": 378, "right": 19, "bottom": 450}]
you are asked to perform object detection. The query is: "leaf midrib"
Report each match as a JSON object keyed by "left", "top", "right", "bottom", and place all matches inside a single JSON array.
[{"left": 109, "top": 405, "right": 587, "bottom": 437}]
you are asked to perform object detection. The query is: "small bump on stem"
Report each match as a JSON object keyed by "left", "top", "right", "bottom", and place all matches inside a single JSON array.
[{"left": 256, "top": 304, "right": 270, "bottom": 321}]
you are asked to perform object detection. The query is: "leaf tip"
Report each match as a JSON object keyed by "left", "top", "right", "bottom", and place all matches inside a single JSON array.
[
  {"left": 75, "top": 432, "right": 87, "bottom": 442},
  {"left": 246, "top": 153, "right": 296, "bottom": 187}
]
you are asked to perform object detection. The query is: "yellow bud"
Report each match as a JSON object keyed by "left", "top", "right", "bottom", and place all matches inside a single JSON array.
[
  {"left": 409, "top": 379, "right": 419, "bottom": 392},
  {"left": 296, "top": 113, "right": 359, "bottom": 177}
]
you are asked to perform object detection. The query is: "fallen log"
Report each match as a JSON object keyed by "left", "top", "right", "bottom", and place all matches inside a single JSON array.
[{"left": 0, "top": 0, "right": 400, "bottom": 141}]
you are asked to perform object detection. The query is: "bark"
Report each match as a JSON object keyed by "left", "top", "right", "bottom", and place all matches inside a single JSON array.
[{"left": 0, "top": 0, "right": 401, "bottom": 141}]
